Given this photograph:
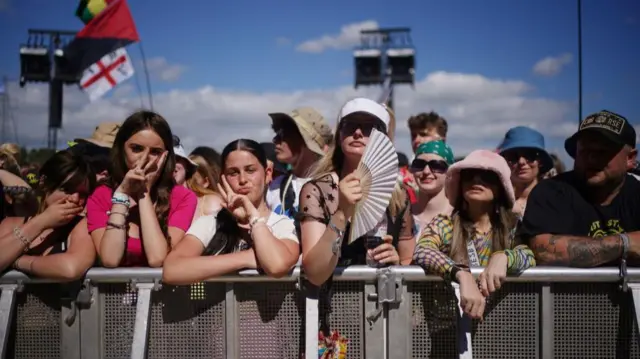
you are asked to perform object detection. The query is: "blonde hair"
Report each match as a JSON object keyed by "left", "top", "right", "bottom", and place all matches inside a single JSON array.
[
  {"left": 312, "top": 120, "right": 406, "bottom": 217},
  {"left": 0, "top": 143, "right": 21, "bottom": 164},
  {"left": 448, "top": 186, "right": 517, "bottom": 264},
  {"left": 186, "top": 154, "right": 221, "bottom": 197},
  {"left": 0, "top": 150, "right": 20, "bottom": 177}
]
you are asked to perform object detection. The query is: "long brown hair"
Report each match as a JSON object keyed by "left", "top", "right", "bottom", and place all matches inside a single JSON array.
[
  {"left": 313, "top": 119, "right": 406, "bottom": 217},
  {"left": 449, "top": 178, "right": 517, "bottom": 264},
  {"left": 186, "top": 154, "right": 221, "bottom": 197},
  {"left": 108, "top": 111, "right": 176, "bottom": 244}
]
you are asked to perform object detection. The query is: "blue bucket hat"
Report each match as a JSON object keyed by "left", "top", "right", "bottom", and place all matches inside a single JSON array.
[{"left": 497, "top": 126, "right": 553, "bottom": 173}]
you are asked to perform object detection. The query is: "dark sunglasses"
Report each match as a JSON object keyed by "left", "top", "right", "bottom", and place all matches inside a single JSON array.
[
  {"left": 461, "top": 169, "right": 499, "bottom": 184},
  {"left": 410, "top": 159, "right": 449, "bottom": 174},
  {"left": 272, "top": 124, "right": 301, "bottom": 142},
  {"left": 501, "top": 149, "right": 539, "bottom": 165},
  {"left": 340, "top": 121, "right": 385, "bottom": 136}
]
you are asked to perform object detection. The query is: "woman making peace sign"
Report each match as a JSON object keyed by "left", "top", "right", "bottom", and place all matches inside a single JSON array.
[
  {"left": 162, "top": 139, "right": 300, "bottom": 284},
  {"left": 86, "top": 111, "right": 197, "bottom": 267}
]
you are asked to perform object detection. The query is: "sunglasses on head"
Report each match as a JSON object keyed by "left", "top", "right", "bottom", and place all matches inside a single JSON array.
[
  {"left": 501, "top": 149, "right": 539, "bottom": 165},
  {"left": 410, "top": 159, "right": 449, "bottom": 174},
  {"left": 461, "top": 169, "right": 499, "bottom": 184}
]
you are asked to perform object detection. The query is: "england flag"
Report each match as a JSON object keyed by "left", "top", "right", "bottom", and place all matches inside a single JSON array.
[{"left": 80, "top": 47, "right": 134, "bottom": 102}]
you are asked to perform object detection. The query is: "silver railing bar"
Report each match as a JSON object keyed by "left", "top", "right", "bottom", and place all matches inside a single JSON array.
[{"left": 0, "top": 266, "right": 636, "bottom": 284}]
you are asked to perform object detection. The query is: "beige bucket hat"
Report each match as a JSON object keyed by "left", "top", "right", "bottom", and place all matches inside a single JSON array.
[
  {"left": 76, "top": 122, "right": 121, "bottom": 148},
  {"left": 269, "top": 107, "right": 333, "bottom": 155}
]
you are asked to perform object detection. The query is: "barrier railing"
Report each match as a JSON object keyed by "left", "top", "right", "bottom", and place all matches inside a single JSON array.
[{"left": 0, "top": 266, "right": 639, "bottom": 359}]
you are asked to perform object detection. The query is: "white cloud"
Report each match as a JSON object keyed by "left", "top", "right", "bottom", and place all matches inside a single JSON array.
[
  {"left": 296, "top": 20, "right": 379, "bottom": 53},
  {"left": 144, "top": 57, "right": 186, "bottom": 82},
  {"left": 276, "top": 37, "right": 291, "bottom": 47},
  {"left": 4, "top": 71, "right": 576, "bottom": 158},
  {"left": 532, "top": 53, "right": 573, "bottom": 77}
]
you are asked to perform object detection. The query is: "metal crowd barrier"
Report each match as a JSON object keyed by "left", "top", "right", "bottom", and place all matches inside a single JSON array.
[{"left": 0, "top": 266, "right": 639, "bottom": 359}]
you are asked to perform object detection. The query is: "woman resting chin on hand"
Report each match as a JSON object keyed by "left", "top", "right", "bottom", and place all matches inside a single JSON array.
[{"left": 162, "top": 139, "right": 300, "bottom": 285}]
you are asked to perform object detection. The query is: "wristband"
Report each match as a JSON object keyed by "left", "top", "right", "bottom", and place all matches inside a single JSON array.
[
  {"left": 619, "top": 233, "right": 629, "bottom": 260},
  {"left": 249, "top": 216, "right": 267, "bottom": 228},
  {"left": 112, "top": 192, "right": 131, "bottom": 207}
]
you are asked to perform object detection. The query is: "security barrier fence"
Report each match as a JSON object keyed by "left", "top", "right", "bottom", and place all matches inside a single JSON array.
[{"left": 0, "top": 266, "right": 639, "bottom": 359}]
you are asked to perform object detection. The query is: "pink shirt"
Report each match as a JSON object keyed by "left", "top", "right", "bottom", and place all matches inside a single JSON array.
[{"left": 87, "top": 185, "right": 197, "bottom": 266}]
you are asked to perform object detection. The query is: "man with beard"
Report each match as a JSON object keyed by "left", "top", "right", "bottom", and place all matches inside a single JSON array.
[{"left": 518, "top": 110, "right": 640, "bottom": 267}]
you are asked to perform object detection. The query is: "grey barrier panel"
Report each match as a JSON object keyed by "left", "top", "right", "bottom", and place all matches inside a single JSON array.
[
  {"left": 410, "top": 282, "right": 458, "bottom": 358},
  {"left": 0, "top": 284, "right": 19, "bottom": 359},
  {"left": 235, "top": 282, "right": 302, "bottom": 358},
  {"left": 225, "top": 283, "right": 238, "bottom": 358},
  {"left": 541, "top": 285, "right": 553, "bottom": 359},
  {"left": 552, "top": 283, "right": 640, "bottom": 358},
  {"left": 101, "top": 283, "right": 137, "bottom": 359},
  {"left": 130, "top": 282, "right": 155, "bottom": 359},
  {"left": 11, "top": 284, "right": 61, "bottom": 359},
  {"left": 148, "top": 283, "right": 225, "bottom": 359},
  {"left": 3, "top": 266, "right": 640, "bottom": 359},
  {"left": 471, "top": 283, "right": 539, "bottom": 359},
  {"left": 61, "top": 296, "right": 81, "bottom": 359},
  {"left": 79, "top": 285, "right": 102, "bottom": 359},
  {"left": 387, "top": 281, "right": 411, "bottom": 359},
  {"left": 364, "top": 282, "right": 384, "bottom": 359}
]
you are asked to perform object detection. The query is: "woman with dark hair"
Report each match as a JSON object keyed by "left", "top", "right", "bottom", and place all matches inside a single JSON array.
[
  {"left": 190, "top": 146, "right": 222, "bottom": 169},
  {"left": 162, "top": 139, "right": 300, "bottom": 284},
  {"left": 86, "top": 111, "right": 197, "bottom": 267},
  {"left": 0, "top": 150, "right": 96, "bottom": 279},
  {"left": 413, "top": 150, "right": 536, "bottom": 319}
]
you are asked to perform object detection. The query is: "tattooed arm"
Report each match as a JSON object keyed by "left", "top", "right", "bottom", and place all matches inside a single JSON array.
[{"left": 529, "top": 233, "right": 623, "bottom": 267}]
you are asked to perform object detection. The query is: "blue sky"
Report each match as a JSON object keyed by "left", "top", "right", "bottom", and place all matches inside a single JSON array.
[{"left": 0, "top": 0, "right": 638, "bottom": 165}]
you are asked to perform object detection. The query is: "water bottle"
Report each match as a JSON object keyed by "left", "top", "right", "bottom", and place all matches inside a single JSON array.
[{"left": 365, "top": 218, "right": 387, "bottom": 267}]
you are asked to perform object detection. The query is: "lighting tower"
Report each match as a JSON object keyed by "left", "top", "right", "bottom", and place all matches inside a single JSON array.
[
  {"left": 353, "top": 27, "right": 415, "bottom": 110},
  {"left": 19, "top": 29, "right": 78, "bottom": 149}
]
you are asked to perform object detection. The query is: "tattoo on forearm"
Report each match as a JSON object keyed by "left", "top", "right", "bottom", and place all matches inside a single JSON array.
[{"left": 531, "top": 235, "right": 621, "bottom": 267}]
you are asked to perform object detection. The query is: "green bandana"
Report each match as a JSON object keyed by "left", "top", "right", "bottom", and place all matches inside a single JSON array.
[{"left": 415, "top": 140, "right": 454, "bottom": 165}]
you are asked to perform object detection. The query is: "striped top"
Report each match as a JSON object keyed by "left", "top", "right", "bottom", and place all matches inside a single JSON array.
[{"left": 412, "top": 214, "right": 535, "bottom": 281}]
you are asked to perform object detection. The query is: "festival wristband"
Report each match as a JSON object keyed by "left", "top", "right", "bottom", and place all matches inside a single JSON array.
[
  {"left": 619, "top": 233, "right": 629, "bottom": 260},
  {"left": 111, "top": 192, "right": 131, "bottom": 207}
]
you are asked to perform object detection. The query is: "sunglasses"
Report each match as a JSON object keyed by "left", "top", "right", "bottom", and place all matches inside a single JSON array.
[
  {"left": 461, "top": 169, "right": 500, "bottom": 184},
  {"left": 410, "top": 159, "right": 449, "bottom": 174},
  {"left": 501, "top": 149, "right": 539, "bottom": 166},
  {"left": 340, "top": 121, "right": 385, "bottom": 136},
  {"left": 272, "top": 124, "right": 301, "bottom": 142}
]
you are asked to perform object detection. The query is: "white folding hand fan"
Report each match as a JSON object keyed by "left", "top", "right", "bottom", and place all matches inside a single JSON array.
[{"left": 349, "top": 128, "right": 399, "bottom": 243}]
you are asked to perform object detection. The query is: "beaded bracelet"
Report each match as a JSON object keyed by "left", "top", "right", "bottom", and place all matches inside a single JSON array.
[
  {"left": 106, "top": 221, "right": 126, "bottom": 230},
  {"left": 12, "top": 226, "right": 31, "bottom": 251}
]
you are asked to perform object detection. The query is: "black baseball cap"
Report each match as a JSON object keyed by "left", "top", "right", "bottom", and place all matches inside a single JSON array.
[{"left": 565, "top": 110, "right": 636, "bottom": 158}]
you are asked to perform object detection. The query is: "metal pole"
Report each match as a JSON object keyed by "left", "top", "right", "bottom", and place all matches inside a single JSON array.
[{"left": 577, "top": 0, "right": 583, "bottom": 123}]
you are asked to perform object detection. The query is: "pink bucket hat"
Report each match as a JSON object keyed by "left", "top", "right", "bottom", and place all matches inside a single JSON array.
[{"left": 445, "top": 149, "right": 515, "bottom": 208}]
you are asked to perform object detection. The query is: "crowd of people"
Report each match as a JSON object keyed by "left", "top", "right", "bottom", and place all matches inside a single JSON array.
[{"left": 0, "top": 98, "right": 638, "bottom": 356}]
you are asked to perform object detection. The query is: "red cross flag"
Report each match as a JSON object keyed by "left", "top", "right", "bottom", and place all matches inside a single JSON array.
[{"left": 80, "top": 47, "right": 134, "bottom": 102}]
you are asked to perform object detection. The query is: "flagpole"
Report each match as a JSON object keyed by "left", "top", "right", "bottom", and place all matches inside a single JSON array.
[
  {"left": 138, "top": 41, "right": 154, "bottom": 111},
  {"left": 577, "top": 0, "right": 583, "bottom": 123}
]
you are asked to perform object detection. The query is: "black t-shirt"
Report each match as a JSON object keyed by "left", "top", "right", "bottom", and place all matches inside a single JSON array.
[{"left": 518, "top": 172, "right": 640, "bottom": 241}]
